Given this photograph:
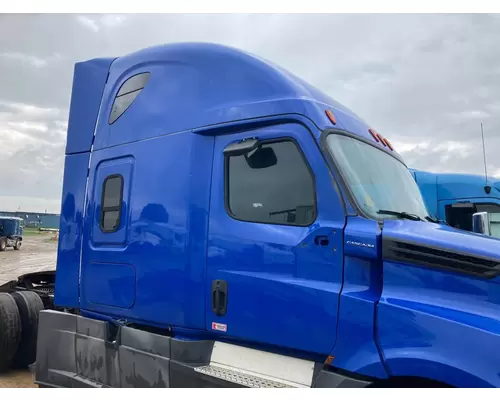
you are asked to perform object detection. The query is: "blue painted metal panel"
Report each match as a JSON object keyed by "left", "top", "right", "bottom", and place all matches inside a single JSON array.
[
  {"left": 412, "top": 168, "right": 500, "bottom": 221},
  {"left": 435, "top": 173, "right": 500, "bottom": 201},
  {"left": 329, "top": 216, "right": 387, "bottom": 379},
  {"left": 379, "top": 259, "right": 500, "bottom": 388},
  {"left": 381, "top": 219, "right": 500, "bottom": 261},
  {"left": 55, "top": 42, "right": 500, "bottom": 387},
  {"left": 83, "top": 262, "right": 136, "bottom": 309},
  {"left": 86, "top": 42, "right": 399, "bottom": 160},
  {"left": 79, "top": 131, "right": 213, "bottom": 330},
  {"left": 66, "top": 57, "right": 115, "bottom": 155},
  {"left": 205, "top": 121, "right": 346, "bottom": 356},
  {"left": 54, "top": 152, "right": 90, "bottom": 308},
  {"left": 378, "top": 219, "right": 500, "bottom": 387}
]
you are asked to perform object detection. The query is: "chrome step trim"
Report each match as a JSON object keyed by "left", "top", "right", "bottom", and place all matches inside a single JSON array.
[
  {"left": 209, "top": 341, "right": 314, "bottom": 386},
  {"left": 194, "top": 364, "right": 307, "bottom": 388}
]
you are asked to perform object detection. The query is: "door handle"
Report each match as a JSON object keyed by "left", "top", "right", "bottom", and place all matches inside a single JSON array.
[
  {"left": 314, "top": 235, "right": 329, "bottom": 246},
  {"left": 211, "top": 280, "right": 228, "bottom": 316}
]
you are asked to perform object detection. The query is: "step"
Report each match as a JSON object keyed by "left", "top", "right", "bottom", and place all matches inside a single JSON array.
[
  {"left": 193, "top": 341, "right": 315, "bottom": 388},
  {"left": 194, "top": 364, "right": 306, "bottom": 388}
]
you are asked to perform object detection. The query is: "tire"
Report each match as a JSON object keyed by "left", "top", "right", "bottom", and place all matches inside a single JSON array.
[
  {"left": 0, "top": 293, "right": 22, "bottom": 372},
  {"left": 11, "top": 291, "right": 44, "bottom": 369},
  {"left": 14, "top": 239, "right": 21, "bottom": 250},
  {"left": 0, "top": 238, "right": 6, "bottom": 251}
]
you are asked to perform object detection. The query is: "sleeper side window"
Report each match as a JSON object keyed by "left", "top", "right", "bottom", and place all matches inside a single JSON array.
[
  {"left": 108, "top": 72, "right": 150, "bottom": 124},
  {"left": 100, "top": 174, "right": 123, "bottom": 232},
  {"left": 225, "top": 139, "right": 316, "bottom": 226}
]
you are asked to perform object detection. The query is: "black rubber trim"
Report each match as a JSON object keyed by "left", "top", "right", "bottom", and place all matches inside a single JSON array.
[
  {"left": 311, "top": 365, "right": 373, "bottom": 388},
  {"left": 99, "top": 174, "right": 124, "bottom": 233},
  {"left": 383, "top": 237, "right": 500, "bottom": 279},
  {"left": 170, "top": 337, "right": 214, "bottom": 365}
]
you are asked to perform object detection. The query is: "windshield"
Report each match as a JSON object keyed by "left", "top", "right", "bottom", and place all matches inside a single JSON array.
[{"left": 325, "top": 134, "right": 430, "bottom": 221}]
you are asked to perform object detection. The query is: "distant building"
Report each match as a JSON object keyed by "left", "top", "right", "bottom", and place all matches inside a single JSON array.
[{"left": 0, "top": 211, "right": 60, "bottom": 230}]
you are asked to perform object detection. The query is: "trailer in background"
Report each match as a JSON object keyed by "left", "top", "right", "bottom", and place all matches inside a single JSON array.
[{"left": 0, "top": 216, "right": 23, "bottom": 251}]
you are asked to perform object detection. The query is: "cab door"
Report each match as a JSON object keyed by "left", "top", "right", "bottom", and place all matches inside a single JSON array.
[{"left": 205, "top": 121, "right": 346, "bottom": 356}]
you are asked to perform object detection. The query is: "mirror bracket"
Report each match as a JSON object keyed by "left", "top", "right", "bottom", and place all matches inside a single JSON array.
[{"left": 223, "top": 138, "right": 259, "bottom": 157}]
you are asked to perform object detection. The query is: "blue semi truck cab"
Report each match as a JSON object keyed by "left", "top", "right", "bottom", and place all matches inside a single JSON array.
[
  {"left": 412, "top": 169, "right": 500, "bottom": 238},
  {"left": 30, "top": 43, "right": 500, "bottom": 388}
]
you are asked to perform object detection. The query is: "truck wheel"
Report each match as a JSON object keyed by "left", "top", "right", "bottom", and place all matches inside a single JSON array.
[
  {"left": 0, "top": 293, "right": 22, "bottom": 372},
  {"left": 11, "top": 291, "right": 44, "bottom": 369},
  {"left": 14, "top": 240, "right": 21, "bottom": 250},
  {"left": 0, "top": 238, "right": 6, "bottom": 251}
]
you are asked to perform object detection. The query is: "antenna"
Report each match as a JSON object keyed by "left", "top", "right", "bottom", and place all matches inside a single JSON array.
[{"left": 481, "top": 122, "right": 488, "bottom": 185}]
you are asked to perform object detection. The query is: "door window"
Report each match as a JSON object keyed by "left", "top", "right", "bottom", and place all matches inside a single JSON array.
[{"left": 225, "top": 139, "right": 316, "bottom": 226}]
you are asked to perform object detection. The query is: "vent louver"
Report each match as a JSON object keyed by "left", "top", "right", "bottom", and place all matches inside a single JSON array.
[{"left": 383, "top": 238, "right": 500, "bottom": 279}]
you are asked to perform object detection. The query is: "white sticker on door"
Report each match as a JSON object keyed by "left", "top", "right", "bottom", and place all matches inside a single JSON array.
[{"left": 211, "top": 322, "right": 227, "bottom": 332}]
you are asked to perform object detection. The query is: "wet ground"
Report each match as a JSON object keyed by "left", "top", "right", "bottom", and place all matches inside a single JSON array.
[{"left": 0, "top": 232, "right": 57, "bottom": 388}]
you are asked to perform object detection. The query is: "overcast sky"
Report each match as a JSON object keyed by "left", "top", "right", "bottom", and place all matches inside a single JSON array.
[{"left": 0, "top": 13, "right": 499, "bottom": 213}]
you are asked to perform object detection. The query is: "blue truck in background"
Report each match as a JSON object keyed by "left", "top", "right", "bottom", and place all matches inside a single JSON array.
[
  {"left": 0, "top": 216, "right": 23, "bottom": 251},
  {"left": 1, "top": 42, "right": 500, "bottom": 388},
  {"left": 412, "top": 169, "right": 500, "bottom": 238}
]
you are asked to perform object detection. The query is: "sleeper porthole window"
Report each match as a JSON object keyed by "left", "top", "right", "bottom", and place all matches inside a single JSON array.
[{"left": 108, "top": 72, "right": 151, "bottom": 124}]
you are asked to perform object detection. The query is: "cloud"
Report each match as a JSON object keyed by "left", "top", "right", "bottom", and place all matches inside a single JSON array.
[
  {"left": 76, "top": 14, "right": 127, "bottom": 33},
  {"left": 0, "top": 52, "right": 62, "bottom": 68},
  {"left": 0, "top": 101, "right": 60, "bottom": 117},
  {"left": 7, "top": 121, "right": 49, "bottom": 133},
  {"left": 100, "top": 14, "right": 127, "bottom": 28},
  {"left": 0, "top": 52, "right": 48, "bottom": 67},
  {"left": 76, "top": 16, "right": 100, "bottom": 32}
]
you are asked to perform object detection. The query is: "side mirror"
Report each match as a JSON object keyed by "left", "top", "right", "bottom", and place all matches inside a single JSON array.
[
  {"left": 472, "top": 212, "right": 491, "bottom": 236},
  {"left": 223, "top": 138, "right": 278, "bottom": 169},
  {"left": 245, "top": 147, "right": 277, "bottom": 169}
]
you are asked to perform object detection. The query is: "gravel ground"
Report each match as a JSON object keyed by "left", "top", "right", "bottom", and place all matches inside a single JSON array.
[
  {"left": 0, "top": 370, "right": 37, "bottom": 388},
  {"left": 0, "top": 233, "right": 57, "bottom": 287},
  {"left": 0, "top": 233, "right": 57, "bottom": 388}
]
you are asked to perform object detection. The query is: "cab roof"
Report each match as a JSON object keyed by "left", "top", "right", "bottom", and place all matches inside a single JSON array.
[{"left": 66, "top": 42, "right": 400, "bottom": 159}]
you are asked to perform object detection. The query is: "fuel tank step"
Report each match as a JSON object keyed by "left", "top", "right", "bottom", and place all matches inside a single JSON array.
[{"left": 194, "top": 364, "right": 306, "bottom": 388}]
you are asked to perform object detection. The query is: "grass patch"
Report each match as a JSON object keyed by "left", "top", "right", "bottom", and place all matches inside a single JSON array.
[{"left": 22, "top": 228, "right": 51, "bottom": 236}]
